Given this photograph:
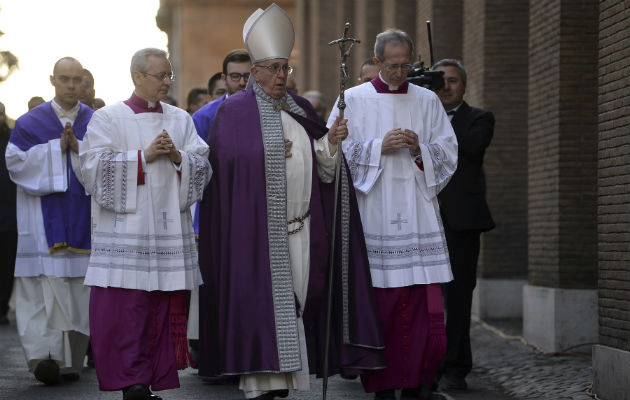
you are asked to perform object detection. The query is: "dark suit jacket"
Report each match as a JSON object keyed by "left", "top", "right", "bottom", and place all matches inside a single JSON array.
[{"left": 438, "top": 101, "right": 495, "bottom": 232}]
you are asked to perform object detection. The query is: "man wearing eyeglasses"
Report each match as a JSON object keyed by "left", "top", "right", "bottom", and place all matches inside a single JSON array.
[
  {"left": 197, "top": 4, "right": 385, "bottom": 400},
  {"left": 79, "top": 48, "right": 212, "bottom": 400},
  {"left": 328, "top": 29, "right": 458, "bottom": 400},
  {"left": 193, "top": 49, "right": 251, "bottom": 143},
  {"left": 5, "top": 56, "right": 93, "bottom": 386}
]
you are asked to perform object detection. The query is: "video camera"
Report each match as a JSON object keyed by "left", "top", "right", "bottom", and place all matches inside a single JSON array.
[
  {"left": 406, "top": 61, "right": 444, "bottom": 90},
  {"left": 405, "top": 21, "right": 444, "bottom": 91}
]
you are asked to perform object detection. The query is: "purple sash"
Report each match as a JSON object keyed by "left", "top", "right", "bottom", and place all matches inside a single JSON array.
[{"left": 10, "top": 101, "right": 94, "bottom": 252}]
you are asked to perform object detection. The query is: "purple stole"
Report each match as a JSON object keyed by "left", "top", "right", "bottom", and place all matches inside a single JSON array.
[{"left": 10, "top": 101, "right": 93, "bottom": 253}]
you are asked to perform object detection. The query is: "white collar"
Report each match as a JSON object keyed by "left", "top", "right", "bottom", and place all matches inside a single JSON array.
[
  {"left": 51, "top": 99, "right": 80, "bottom": 121},
  {"left": 378, "top": 72, "right": 400, "bottom": 91}
]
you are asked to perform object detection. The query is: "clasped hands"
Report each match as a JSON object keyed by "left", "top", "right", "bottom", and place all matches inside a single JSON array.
[
  {"left": 381, "top": 128, "right": 421, "bottom": 157},
  {"left": 284, "top": 116, "right": 349, "bottom": 159},
  {"left": 145, "top": 129, "right": 181, "bottom": 164},
  {"left": 59, "top": 122, "right": 79, "bottom": 153}
]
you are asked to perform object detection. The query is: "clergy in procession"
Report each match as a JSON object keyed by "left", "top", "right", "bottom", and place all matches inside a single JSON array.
[
  {"left": 327, "top": 29, "right": 458, "bottom": 400},
  {"left": 197, "top": 4, "right": 385, "bottom": 400},
  {"left": 79, "top": 48, "right": 212, "bottom": 400},
  {"left": 5, "top": 57, "right": 93, "bottom": 385}
]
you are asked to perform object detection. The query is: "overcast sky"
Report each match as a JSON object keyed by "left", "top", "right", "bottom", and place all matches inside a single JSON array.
[{"left": 0, "top": 0, "right": 168, "bottom": 119}]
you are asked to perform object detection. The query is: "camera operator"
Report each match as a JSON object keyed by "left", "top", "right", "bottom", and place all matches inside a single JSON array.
[{"left": 432, "top": 58, "right": 495, "bottom": 391}]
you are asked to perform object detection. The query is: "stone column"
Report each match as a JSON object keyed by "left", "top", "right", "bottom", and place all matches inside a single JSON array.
[
  {"left": 297, "top": 0, "right": 349, "bottom": 107},
  {"left": 592, "top": 1, "right": 630, "bottom": 399},
  {"left": 524, "top": 0, "right": 599, "bottom": 352},
  {"left": 415, "top": 0, "right": 462, "bottom": 66},
  {"left": 353, "top": 0, "right": 382, "bottom": 73},
  {"left": 461, "top": 0, "right": 530, "bottom": 319},
  {"left": 157, "top": 0, "right": 296, "bottom": 106}
]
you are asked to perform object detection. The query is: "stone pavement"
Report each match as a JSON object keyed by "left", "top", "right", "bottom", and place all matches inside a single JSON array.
[
  {"left": 469, "top": 317, "right": 594, "bottom": 400},
  {"left": 0, "top": 314, "right": 595, "bottom": 400}
]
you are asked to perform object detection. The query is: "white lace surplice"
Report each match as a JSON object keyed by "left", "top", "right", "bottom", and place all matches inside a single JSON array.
[
  {"left": 328, "top": 83, "right": 457, "bottom": 288},
  {"left": 79, "top": 102, "right": 211, "bottom": 291}
]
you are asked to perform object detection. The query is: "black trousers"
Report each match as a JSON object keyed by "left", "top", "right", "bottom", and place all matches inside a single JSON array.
[
  {"left": 440, "top": 227, "right": 481, "bottom": 379},
  {"left": 0, "top": 230, "right": 17, "bottom": 317}
]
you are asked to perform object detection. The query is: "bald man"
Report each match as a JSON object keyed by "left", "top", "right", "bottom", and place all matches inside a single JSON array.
[{"left": 5, "top": 57, "right": 94, "bottom": 385}]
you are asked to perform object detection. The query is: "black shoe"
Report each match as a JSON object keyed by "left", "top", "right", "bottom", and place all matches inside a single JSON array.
[
  {"left": 34, "top": 359, "right": 61, "bottom": 385},
  {"left": 61, "top": 372, "right": 80, "bottom": 382},
  {"left": 401, "top": 388, "right": 417, "bottom": 399},
  {"left": 374, "top": 389, "right": 396, "bottom": 400},
  {"left": 443, "top": 375, "right": 467, "bottom": 390},
  {"left": 123, "top": 384, "right": 151, "bottom": 400},
  {"left": 86, "top": 341, "right": 95, "bottom": 368},
  {"left": 189, "top": 339, "right": 199, "bottom": 368},
  {"left": 149, "top": 394, "right": 163, "bottom": 400}
]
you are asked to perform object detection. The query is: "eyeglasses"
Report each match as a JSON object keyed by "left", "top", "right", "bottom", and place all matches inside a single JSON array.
[
  {"left": 228, "top": 72, "right": 250, "bottom": 82},
  {"left": 255, "top": 63, "right": 293, "bottom": 75},
  {"left": 382, "top": 63, "right": 412, "bottom": 72},
  {"left": 143, "top": 72, "right": 175, "bottom": 82}
]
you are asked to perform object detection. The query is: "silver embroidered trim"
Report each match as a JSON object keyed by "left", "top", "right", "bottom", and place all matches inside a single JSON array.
[
  {"left": 254, "top": 83, "right": 304, "bottom": 372},
  {"left": 427, "top": 142, "right": 450, "bottom": 191},
  {"left": 340, "top": 156, "right": 351, "bottom": 343},
  {"left": 364, "top": 231, "right": 444, "bottom": 241},
  {"left": 99, "top": 152, "right": 115, "bottom": 211},
  {"left": 120, "top": 151, "right": 128, "bottom": 213},
  {"left": 185, "top": 151, "right": 210, "bottom": 206},
  {"left": 97, "top": 151, "right": 128, "bottom": 212},
  {"left": 345, "top": 139, "right": 374, "bottom": 189}
]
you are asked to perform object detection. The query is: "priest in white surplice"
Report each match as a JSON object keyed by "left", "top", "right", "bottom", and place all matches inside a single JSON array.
[
  {"left": 328, "top": 29, "right": 458, "bottom": 400},
  {"left": 5, "top": 57, "right": 93, "bottom": 385},
  {"left": 79, "top": 48, "right": 211, "bottom": 400}
]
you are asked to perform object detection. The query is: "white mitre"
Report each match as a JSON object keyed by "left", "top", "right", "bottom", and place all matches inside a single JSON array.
[{"left": 243, "top": 3, "right": 295, "bottom": 62}]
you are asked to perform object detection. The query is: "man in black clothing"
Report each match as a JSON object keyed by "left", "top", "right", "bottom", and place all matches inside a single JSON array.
[
  {"left": 432, "top": 59, "right": 495, "bottom": 390},
  {"left": 0, "top": 101, "right": 17, "bottom": 325}
]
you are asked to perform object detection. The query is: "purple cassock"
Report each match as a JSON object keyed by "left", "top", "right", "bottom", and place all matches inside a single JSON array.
[
  {"left": 197, "top": 86, "right": 386, "bottom": 378},
  {"left": 9, "top": 101, "right": 93, "bottom": 252}
]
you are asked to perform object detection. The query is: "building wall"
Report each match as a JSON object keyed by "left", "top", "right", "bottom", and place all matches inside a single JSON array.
[
  {"left": 528, "top": 0, "right": 599, "bottom": 289},
  {"left": 157, "top": 0, "right": 296, "bottom": 107},
  {"left": 598, "top": 0, "right": 630, "bottom": 351},
  {"left": 467, "top": 0, "right": 530, "bottom": 280},
  {"left": 422, "top": 0, "right": 463, "bottom": 64}
]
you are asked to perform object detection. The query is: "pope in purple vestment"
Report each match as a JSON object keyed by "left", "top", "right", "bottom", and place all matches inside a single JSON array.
[
  {"left": 198, "top": 6, "right": 384, "bottom": 398},
  {"left": 198, "top": 84, "right": 386, "bottom": 379}
]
